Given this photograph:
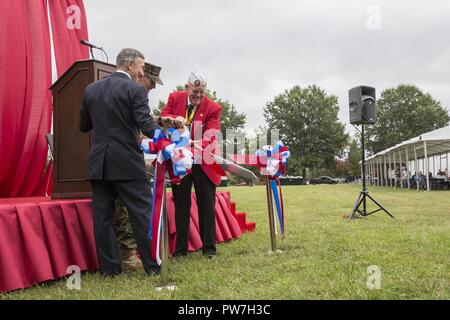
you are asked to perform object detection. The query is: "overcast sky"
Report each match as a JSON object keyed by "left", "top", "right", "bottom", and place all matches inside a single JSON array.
[{"left": 84, "top": 0, "right": 450, "bottom": 136}]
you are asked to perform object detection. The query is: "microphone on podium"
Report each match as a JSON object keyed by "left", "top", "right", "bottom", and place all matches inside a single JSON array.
[
  {"left": 80, "top": 39, "right": 103, "bottom": 49},
  {"left": 80, "top": 40, "right": 109, "bottom": 62}
]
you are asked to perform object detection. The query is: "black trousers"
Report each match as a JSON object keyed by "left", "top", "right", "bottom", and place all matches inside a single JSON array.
[
  {"left": 172, "top": 165, "right": 217, "bottom": 255},
  {"left": 90, "top": 179, "right": 159, "bottom": 275}
]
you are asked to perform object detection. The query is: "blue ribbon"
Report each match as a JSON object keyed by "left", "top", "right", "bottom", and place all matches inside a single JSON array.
[
  {"left": 146, "top": 127, "right": 192, "bottom": 243},
  {"left": 257, "top": 141, "right": 290, "bottom": 237},
  {"left": 271, "top": 180, "right": 284, "bottom": 235}
]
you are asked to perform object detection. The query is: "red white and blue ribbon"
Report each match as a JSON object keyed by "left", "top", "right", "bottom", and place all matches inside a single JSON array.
[
  {"left": 255, "top": 142, "right": 290, "bottom": 238},
  {"left": 141, "top": 127, "right": 193, "bottom": 265}
]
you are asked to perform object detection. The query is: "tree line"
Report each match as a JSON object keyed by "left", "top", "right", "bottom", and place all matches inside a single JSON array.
[{"left": 153, "top": 84, "right": 450, "bottom": 179}]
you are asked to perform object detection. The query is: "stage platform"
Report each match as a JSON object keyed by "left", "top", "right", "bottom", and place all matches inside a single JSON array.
[{"left": 0, "top": 192, "right": 255, "bottom": 293}]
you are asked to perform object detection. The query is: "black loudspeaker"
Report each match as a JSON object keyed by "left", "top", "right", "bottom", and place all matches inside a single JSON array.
[{"left": 349, "top": 86, "right": 377, "bottom": 125}]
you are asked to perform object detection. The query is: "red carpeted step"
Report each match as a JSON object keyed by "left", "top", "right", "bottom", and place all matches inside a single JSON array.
[
  {"left": 245, "top": 222, "right": 256, "bottom": 232},
  {"left": 235, "top": 212, "right": 256, "bottom": 233},
  {"left": 230, "top": 201, "right": 236, "bottom": 214},
  {"left": 235, "top": 212, "right": 247, "bottom": 233}
]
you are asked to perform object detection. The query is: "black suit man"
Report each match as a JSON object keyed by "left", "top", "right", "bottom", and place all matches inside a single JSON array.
[{"left": 79, "top": 48, "right": 160, "bottom": 276}]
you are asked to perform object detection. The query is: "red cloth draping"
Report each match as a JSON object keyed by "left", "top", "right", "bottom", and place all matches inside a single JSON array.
[
  {"left": 48, "top": 0, "right": 89, "bottom": 77},
  {"left": 0, "top": 198, "right": 97, "bottom": 293},
  {"left": 0, "top": 0, "right": 89, "bottom": 197},
  {"left": 0, "top": 0, "right": 53, "bottom": 197},
  {"left": 0, "top": 192, "right": 255, "bottom": 293},
  {"left": 44, "top": 0, "right": 89, "bottom": 195}
]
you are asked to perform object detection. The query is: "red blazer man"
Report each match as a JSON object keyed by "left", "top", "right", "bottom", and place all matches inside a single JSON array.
[
  {"left": 161, "top": 86, "right": 223, "bottom": 185},
  {"left": 160, "top": 71, "right": 223, "bottom": 257}
]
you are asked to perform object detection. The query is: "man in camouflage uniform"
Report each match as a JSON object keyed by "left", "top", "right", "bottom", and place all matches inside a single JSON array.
[{"left": 113, "top": 63, "right": 163, "bottom": 272}]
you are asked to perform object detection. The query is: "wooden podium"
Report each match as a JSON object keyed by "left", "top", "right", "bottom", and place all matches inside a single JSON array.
[{"left": 50, "top": 60, "right": 116, "bottom": 199}]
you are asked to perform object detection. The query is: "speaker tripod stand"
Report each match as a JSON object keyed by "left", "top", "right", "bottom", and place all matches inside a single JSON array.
[{"left": 348, "top": 125, "right": 394, "bottom": 219}]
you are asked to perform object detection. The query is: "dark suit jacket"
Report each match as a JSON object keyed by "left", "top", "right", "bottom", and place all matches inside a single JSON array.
[{"left": 79, "top": 72, "right": 159, "bottom": 180}]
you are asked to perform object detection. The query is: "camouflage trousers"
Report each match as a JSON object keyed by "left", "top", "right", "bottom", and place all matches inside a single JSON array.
[
  {"left": 113, "top": 167, "right": 153, "bottom": 260},
  {"left": 113, "top": 197, "right": 137, "bottom": 259}
]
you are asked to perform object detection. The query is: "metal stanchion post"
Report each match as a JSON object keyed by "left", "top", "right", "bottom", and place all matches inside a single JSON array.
[
  {"left": 265, "top": 175, "right": 277, "bottom": 252},
  {"left": 160, "top": 184, "right": 169, "bottom": 284},
  {"left": 156, "top": 180, "right": 176, "bottom": 292}
]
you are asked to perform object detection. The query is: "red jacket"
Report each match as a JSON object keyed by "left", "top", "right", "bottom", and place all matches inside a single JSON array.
[{"left": 161, "top": 90, "right": 224, "bottom": 186}]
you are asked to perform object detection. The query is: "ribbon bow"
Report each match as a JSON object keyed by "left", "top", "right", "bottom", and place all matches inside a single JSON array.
[
  {"left": 255, "top": 141, "right": 291, "bottom": 179},
  {"left": 142, "top": 127, "right": 193, "bottom": 183},
  {"left": 141, "top": 127, "right": 193, "bottom": 265},
  {"left": 256, "top": 141, "right": 290, "bottom": 238}
]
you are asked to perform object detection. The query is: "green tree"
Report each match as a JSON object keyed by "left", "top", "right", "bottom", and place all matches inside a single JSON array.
[
  {"left": 264, "top": 85, "right": 348, "bottom": 177},
  {"left": 366, "top": 85, "right": 450, "bottom": 154},
  {"left": 332, "top": 159, "right": 350, "bottom": 178},
  {"left": 347, "top": 138, "right": 361, "bottom": 177},
  {"left": 152, "top": 85, "right": 246, "bottom": 133}
]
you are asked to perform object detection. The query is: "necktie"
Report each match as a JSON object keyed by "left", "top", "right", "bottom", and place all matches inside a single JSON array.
[
  {"left": 187, "top": 104, "right": 194, "bottom": 118},
  {"left": 186, "top": 104, "right": 195, "bottom": 125}
]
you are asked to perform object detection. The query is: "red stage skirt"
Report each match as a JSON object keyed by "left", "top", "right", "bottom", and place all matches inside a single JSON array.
[{"left": 0, "top": 192, "right": 255, "bottom": 293}]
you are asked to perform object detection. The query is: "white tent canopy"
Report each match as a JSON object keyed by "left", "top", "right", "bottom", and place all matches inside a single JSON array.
[
  {"left": 365, "top": 126, "right": 450, "bottom": 191},
  {"left": 367, "top": 126, "right": 450, "bottom": 161}
]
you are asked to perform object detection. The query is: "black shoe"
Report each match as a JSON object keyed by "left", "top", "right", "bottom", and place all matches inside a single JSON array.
[
  {"left": 202, "top": 250, "right": 216, "bottom": 259},
  {"left": 172, "top": 251, "right": 188, "bottom": 258}
]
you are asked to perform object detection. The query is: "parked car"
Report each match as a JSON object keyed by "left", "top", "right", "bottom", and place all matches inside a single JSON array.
[
  {"left": 345, "top": 176, "right": 356, "bottom": 183},
  {"left": 336, "top": 177, "right": 347, "bottom": 183},
  {"left": 308, "top": 176, "right": 339, "bottom": 185},
  {"left": 279, "top": 176, "right": 307, "bottom": 185}
]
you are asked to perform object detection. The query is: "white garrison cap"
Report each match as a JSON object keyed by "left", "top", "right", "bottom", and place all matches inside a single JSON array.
[{"left": 187, "top": 71, "right": 207, "bottom": 88}]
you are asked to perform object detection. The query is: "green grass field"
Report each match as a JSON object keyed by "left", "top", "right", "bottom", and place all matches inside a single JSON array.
[{"left": 2, "top": 184, "right": 449, "bottom": 300}]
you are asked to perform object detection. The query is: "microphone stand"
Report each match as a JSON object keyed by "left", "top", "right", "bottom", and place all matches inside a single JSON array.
[
  {"left": 82, "top": 41, "right": 109, "bottom": 63},
  {"left": 100, "top": 48, "right": 109, "bottom": 63},
  {"left": 89, "top": 46, "right": 95, "bottom": 60}
]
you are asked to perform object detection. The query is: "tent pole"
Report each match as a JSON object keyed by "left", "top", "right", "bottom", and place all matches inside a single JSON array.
[
  {"left": 377, "top": 157, "right": 383, "bottom": 187},
  {"left": 370, "top": 160, "right": 374, "bottom": 185},
  {"left": 433, "top": 155, "right": 435, "bottom": 176},
  {"left": 399, "top": 149, "right": 403, "bottom": 190},
  {"left": 378, "top": 158, "right": 382, "bottom": 186},
  {"left": 406, "top": 146, "right": 411, "bottom": 190},
  {"left": 424, "top": 141, "right": 430, "bottom": 192},
  {"left": 381, "top": 157, "right": 384, "bottom": 187},
  {"left": 370, "top": 160, "right": 373, "bottom": 185},
  {"left": 388, "top": 153, "right": 392, "bottom": 187},
  {"left": 414, "top": 144, "right": 419, "bottom": 191},
  {"left": 372, "top": 160, "right": 376, "bottom": 185},
  {"left": 381, "top": 158, "right": 384, "bottom": 186},
  {"left": 380, "top": 157, "right": 383, "bottom": 186},
  {"left": 445, "top": 152, "right": 448, "bottom": 178},
  {"left": 393, "top": 151, "right": 397, "bottom": 189},
  {"left": 384, "top": 155, "right": 388, "bottom": 188}
]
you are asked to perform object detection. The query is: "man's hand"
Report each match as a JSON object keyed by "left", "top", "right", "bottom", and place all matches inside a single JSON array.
[
  {"left": 158, "top": 116, "right": 186, "bottom": 130},
  {"left": 173, "top": 116, "right": 186, "bottom": 129}
]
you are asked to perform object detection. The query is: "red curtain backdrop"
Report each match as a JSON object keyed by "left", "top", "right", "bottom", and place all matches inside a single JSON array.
[
  {"left": 0, "top": 0, "right": 89, "bottom": 197},
  {"left": 0, "top": 0, "right": 52, "bottom": 197},
  {"left": 48, "top": 0, "right": 89, "bottom": 77}
]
